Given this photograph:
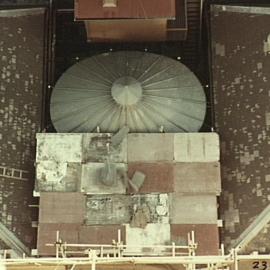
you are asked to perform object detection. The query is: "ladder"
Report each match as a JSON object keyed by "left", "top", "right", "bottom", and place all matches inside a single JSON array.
[{"left": 0, "top": 166, "right": 28, "bottom": 181}]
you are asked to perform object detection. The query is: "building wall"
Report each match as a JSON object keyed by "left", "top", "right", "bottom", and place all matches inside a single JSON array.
[
  {"left": 210, "top": 4, "right": 270, "bottom": 249},
  {"left": 0, "top": 8, "right": 47, "bottom": 248}
]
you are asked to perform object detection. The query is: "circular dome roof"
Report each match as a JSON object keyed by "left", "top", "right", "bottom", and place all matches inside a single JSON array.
[{"left": 50, "top": 51, "right": 206, "bottom": 133}]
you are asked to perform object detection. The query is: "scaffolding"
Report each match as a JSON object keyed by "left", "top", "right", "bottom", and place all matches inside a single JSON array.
[{"left": 1, "top": 230, "right": 270, "bottom": 270}]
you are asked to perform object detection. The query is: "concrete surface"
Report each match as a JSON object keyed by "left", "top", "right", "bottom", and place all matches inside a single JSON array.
[
  {"left": 36, "top": 162, "right": 82, "bottom": 192},
  {"left": 36, "top": 133, "right": 83, "bottom": 163},
  {"left": 169, "top": 194, "right": 218, "bottom": 224},
  {"left": 81, "top": 163, "right": 126, "bottom": 194},
  {"left": 85, "top": 194, "right": 169, "bottom": 225},
  {"left": 37, "top": 132, "right": 127, "bottom": 163},
  {"left": 82, "top": 133, "right": 127, "bottom": 163},
  {"left": 85, "top": 195, "right": 131, "bottom": 225},
  {"left": 125, "top": 223, "right": 171, "bottom": 255},
  {"left": 79, "top": 225, "right": 126, "bottom": 244},
  {"left": 127, "top": 134, "right": 174, "bottom": 162},
  {"left": 174, "top": 133, "right": 220, "bottom": 162},
  {"left": 35, "top": 133, "right": 127, "bottom": 192},
  {"left": 37, "top": 133, "right": 127, "bottom": 163}
]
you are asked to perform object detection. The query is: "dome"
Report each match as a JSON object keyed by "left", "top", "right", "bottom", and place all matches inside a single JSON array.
[{"left": 50, "top": 51, "right": 206, "bottom": 133}]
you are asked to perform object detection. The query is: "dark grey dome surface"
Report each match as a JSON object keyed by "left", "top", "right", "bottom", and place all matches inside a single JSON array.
[{"left": 50, "top": 51, "right": 206, "bottom": 133}]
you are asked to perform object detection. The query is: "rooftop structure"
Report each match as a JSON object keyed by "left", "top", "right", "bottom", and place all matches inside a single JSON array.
[
  {"left": 0, "top": 0, "right": 270, "bottom": 269},
  {"left": 35, "top": 132, "right": 221, "bottom": 256}
]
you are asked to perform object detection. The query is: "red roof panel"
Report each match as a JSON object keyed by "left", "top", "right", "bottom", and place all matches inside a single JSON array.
[
  {"left": 39, "top": 192, "right": 86, "bottom": 224},
  {"left": 127, "top": 162, "right": 174, "bottom": 194},
  {"left": 171, "top": 224, "right": 220, "bottom": 255},
  {"left": 75, "top": 0, "right": 176, "bottom": 20}
]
